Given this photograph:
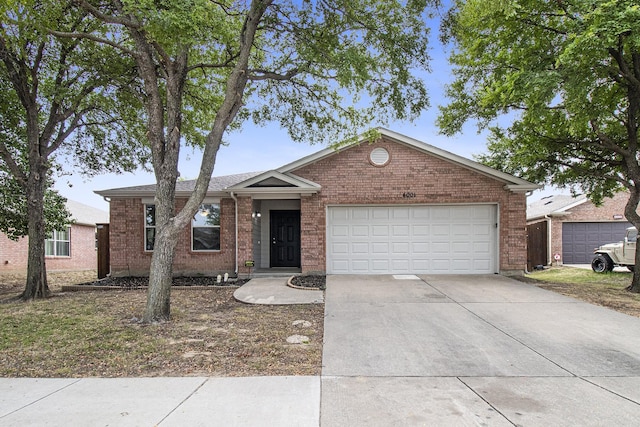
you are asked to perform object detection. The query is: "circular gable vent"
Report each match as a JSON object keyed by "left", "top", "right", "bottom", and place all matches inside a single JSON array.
[{"left": 370, "top": 147, "right": 390, "bottom": 166}]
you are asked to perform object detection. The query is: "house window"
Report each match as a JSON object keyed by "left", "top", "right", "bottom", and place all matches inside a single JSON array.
[
  {"left": 145, "top": 204, "right": 156, "bottom": 251},
  {"left": 192, "top": 203, "right": 220, "bottom": 251},
  {"left": 45, "top": 228, "right": 70, "bottom": 257}
]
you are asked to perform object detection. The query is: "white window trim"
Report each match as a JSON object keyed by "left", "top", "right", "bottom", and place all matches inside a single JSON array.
[{"left": 45, "top": 227, "right": 71, "bottom": 257}]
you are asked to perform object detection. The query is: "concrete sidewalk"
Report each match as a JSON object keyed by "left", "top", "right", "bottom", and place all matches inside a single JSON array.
[{"left": 0, "top": 376, "right": 320, "bottom": 426}]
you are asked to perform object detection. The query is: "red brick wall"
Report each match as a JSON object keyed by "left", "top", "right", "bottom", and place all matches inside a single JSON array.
[
  {"left": 0, "top": 224, "right": 97, "bottom": 273},
  {"left": 108, "top": 197, "right": 236, "bottom": 277},
  {"left": 0, "top": 234, "right": 29, "bottom": 272},
  {"left": 292, "top": 138, "right": 528, "bottom": 274}
]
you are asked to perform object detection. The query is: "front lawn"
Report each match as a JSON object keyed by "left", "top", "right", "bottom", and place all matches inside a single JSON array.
[
  {"left": 0, "top": 271, "right": 324, "bottom": 378},
  {"left": 523, "top": 266, "right": 640, "bottom": 317}
]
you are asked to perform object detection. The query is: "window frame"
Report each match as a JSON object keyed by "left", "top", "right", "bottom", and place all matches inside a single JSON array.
[
  {"left": 191, "top": 202, "right": 221, "bottom": 252},
  {"left": 45, "top": 227, "right": 71, "bottom": 257},
  {"left": 144, "top": 203, "right": 156, "bottom": 252}
]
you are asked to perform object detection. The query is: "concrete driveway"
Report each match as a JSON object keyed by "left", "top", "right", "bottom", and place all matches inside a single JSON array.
[{"left": 322, "top": 274, "right": 640, "bottom": 426}]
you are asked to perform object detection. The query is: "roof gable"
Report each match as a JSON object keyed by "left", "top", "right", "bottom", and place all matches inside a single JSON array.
[
  {"left": 277, "top": 128, "right": 539, "bottom": 193},
  {"left": 227, "top": 171, "right": 320, "bottom": 195}
]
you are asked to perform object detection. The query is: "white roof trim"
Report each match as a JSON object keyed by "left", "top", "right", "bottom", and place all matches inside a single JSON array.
[{"left": 277, "top": 127, "right": 539, "bottom": 192}]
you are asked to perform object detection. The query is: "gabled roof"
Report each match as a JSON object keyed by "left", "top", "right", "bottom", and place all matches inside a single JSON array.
[
  {"left": 226, "top": 171, "right": 320, "bottom": 195},
  {"left": 527, "top": 194, "right": 588, "bottom": 220},
  {"left": 66, "top": 199, "right": 109, "bottom": 225},
  {"left": 277, "top": 128, "right": 540, "bottom": 193}
]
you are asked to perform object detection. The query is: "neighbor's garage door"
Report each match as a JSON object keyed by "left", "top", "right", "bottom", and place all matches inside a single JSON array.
[
  {"left": 327, "top": 205, "right": 497, "bottom": 274},
  {"left": 562, "top": 222, "right": 631, "bottom": 264}
]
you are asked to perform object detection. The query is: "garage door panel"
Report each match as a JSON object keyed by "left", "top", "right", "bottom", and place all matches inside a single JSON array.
[
  {"left": 372, "top": 225, "right": 389, "bottom": 236},
  {"left": 327, "top": 205, "right": 497, "bottom": 274},
  {"left": 452, "top": 242, "right": 471, "bottom": 253},
  {"left": 352, "top": 242, "right": 368, "bottom": 254},
  {"left": 371, "top": 208, "right": 389, "bottom": 220},
  {"left": 392, "top": 225, "right": 410, "bottom": 236},
  {"left": 412, "top": 242, "right": 429, "bottom": 253},
  {"left": 370, "top": 259, "right": 388, "bottom": 271},
  {"left": 332, "top": 242, "right": 349, "bottom": 254},
  {"left": 562, "top": 222, "right": 631, "bottom": 264},
  {"left": 432, "top": 242, "right": 450, "bottom": 253}
]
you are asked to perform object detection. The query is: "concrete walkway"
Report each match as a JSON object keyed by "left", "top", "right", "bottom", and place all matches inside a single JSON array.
[
  {"left": 233, "top": 277, "right": 324, "bottom": 305},
  {"left": 322, "top": 274, "right": 640, "bottom": 425},
  {"left": 2, "top": 274, "right": 640, "bottom": 426}
]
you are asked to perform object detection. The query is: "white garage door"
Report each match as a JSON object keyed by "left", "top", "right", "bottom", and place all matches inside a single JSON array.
[{"left": 327, "top": 205, "right": 497, "bottom": 274}]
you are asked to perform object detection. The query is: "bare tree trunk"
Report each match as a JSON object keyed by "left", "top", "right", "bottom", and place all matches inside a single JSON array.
[
  {"left": 625, "top": 189, "right": 640, "bottom": 293},
  {"left": 21, "top": 171, "right": 49, "bottom": 300}
]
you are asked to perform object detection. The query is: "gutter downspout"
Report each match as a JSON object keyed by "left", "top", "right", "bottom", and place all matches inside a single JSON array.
[{"left": 230, "top": 191, "right": 238, "bottom": 276}]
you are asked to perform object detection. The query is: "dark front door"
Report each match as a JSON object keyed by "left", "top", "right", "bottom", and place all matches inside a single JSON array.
[{"left": 270, "top": 210, "right": 301, "bottom": 267}]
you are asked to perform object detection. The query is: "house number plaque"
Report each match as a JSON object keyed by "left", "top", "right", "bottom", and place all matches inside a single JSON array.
[{"left": 402, "top": 192, "right": 416, "bottom": 198}]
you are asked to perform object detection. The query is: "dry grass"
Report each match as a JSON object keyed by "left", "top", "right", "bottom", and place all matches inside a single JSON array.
[
  {"left": 0, "top": 271, "right": 323, "bottom": 378},
  {"left": 521, "top": 266, "right": 640, "bottom": 318}
]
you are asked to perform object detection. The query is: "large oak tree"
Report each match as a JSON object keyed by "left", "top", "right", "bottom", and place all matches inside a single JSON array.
[
  {"left": 0, "top": 1, "right": 146, "bottom": 299},
  {"left": 439, "top": 0, "right": 640, "bottom": 291},
  {"left": 71, "top": 0, "right": 436, "bottom": 321}
]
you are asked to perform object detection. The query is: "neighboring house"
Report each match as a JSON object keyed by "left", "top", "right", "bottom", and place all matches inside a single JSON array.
[
  {"left": 0, "top": 199, "right": 108, "bottom": 273},
  {"left": 526, "top": 192, "right": 631, "bottom": 268},
  {"left": 96, "top": 128, "right": 538, "bottom": 278}
]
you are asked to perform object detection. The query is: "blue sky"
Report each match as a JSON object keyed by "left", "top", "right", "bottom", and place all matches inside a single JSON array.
[{"left": 54, "top": 6, "right": 562, "bottom": 212}]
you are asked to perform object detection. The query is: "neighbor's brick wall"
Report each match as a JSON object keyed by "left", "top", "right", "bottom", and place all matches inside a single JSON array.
[
  {"left": 0, "top": 234, "right": 29, "bottom": 272},
  {"left": 108, "top": 197, "right": 236, "bottom": 277},
  {"left": 534, "top": 192, "right": 630, "bottom": 264},
  {"left": 292, "top": 137, "right": 528, "bottom": 274},
  {"left": 0, "top": 224, "right": 97, "bottom": 273}
]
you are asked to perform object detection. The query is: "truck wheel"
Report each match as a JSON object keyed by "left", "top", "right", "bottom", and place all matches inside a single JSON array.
[{"left": 592, "top": 254, "right": 613, "bottom": 273}]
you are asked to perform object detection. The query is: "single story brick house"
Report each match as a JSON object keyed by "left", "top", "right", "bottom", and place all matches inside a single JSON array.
[
  {"left": 0, "top": 199, "right": 108, "bottom": 273},
  {"left": 96, "top": 128, "right": 538, "bottom": 278},
  {"left": 526, "top": 192, "right": 632, "bottom": 267}
]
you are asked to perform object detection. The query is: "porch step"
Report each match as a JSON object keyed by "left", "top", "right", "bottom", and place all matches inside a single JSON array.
[{"left": 249, "top": 268, "right": 301, "bottom": 278}]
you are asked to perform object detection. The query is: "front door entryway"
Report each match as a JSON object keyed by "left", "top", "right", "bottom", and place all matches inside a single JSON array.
[{"left": 270, "top": 210, "right": 301, "bottom": 268}]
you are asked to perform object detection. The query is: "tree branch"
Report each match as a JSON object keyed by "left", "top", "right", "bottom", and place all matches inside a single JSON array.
[{"left": 47, "top": 29, "right": 137, "bottom": 56}]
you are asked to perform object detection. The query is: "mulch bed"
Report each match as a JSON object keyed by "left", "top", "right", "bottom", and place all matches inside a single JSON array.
[
  {"left": 290, "top": 275, "right": 326, "bottom": 290},
  {"left": 72, "top": 276, "right": 249, "bottom": 289},
  {"left": 67, "top": 275, "right": 326, "bottom": 291}
]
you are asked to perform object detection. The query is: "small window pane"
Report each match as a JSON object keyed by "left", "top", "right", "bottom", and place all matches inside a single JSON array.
[
  {"left": 192, "top": 227, "right": 220, "bottom": 251},
  {"left": 145, "top": 228, "right": 156, "bottom": 251},
  {"left": 45, "top": 240, "right": 55, "bottom": 256},
  {"left": 56, "top": 241, "right": 70, "bottom": 256},
  {"left": 145, "top": 205, "right": 156, "bottom": 226},
  {"left": 56, "top": 229, "right": 69, "bottom": 241},
  {"left": 193, "top": 203, "right": 220, "bottom": 227}
]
